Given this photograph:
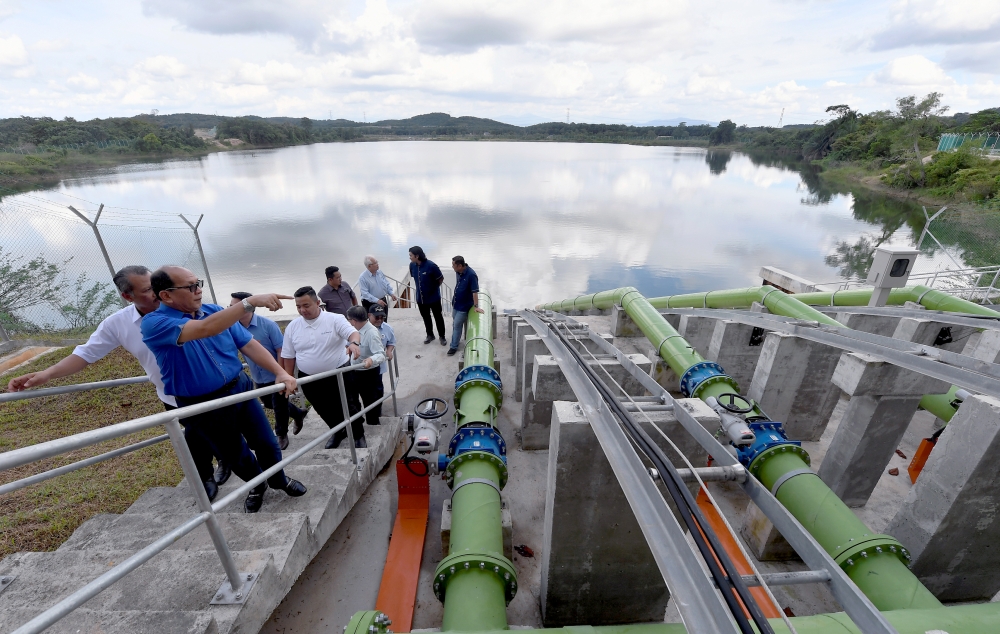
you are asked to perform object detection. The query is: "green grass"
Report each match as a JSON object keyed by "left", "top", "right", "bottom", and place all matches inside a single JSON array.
[{"left": 0, "top": 346, "right": 183, "bottom": 557}]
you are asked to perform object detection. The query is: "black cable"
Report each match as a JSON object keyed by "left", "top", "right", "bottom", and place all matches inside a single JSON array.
[
  {"left": 546, "top": 318, "right": 775, "bottom": 634},
  {"left": 401, "top": 433, "right": 430, "bottom": 477}
]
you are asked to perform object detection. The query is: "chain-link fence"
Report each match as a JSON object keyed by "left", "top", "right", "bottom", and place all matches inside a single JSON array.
[{"left": 0, "top": 192, "right": 212, "bottom": 342}]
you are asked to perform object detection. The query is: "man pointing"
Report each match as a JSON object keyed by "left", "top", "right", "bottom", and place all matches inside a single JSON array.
[{"left": 142, "top": 266, "right": 307, "bottom": 513}]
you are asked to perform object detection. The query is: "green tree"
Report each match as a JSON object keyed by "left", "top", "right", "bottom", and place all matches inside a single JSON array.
[
  {"left": 138, "top": 133, "right": 162, "bottom": 151},
  {"left": 0, "top": 248, "right": 66, "bottom": 333},
  {"left": 709, "top": 120, "right": 736, "bottom": 145},
  {"left": 55, "top": 273, "right": 120, "bottom": 331}
]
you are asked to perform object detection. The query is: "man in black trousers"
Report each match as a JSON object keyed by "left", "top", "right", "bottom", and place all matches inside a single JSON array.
[{"left": 408, "top": 245, "right": 447, "bottom": 345}]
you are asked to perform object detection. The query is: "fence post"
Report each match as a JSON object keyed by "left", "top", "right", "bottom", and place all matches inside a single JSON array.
[
  {"left": 336, "top": 372, "right": 359, "bottom": 467},
  {"left": 179, "top": 214, "right": 218, "bottom": 304},
  {"left": 163, "top": 418, "right": 247, "bottom": 597},
  {"left": 0, "top": 320, "right": 10, "bottom": 342},
  {"left": 68, "top": 204, "right": 127, "bottom": 307}
]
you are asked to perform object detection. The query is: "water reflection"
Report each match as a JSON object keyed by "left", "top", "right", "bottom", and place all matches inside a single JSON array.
[{"left": 8, "top": 142, "right": 972, "bottom": 310}]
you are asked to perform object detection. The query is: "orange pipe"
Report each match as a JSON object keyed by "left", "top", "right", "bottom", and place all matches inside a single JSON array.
[
  {"left": 695, "top": 488, "right": 782, "bottom": 619},
  {"left": 375, "top": 460, "right": 431, "bottom": 632},
  {"left": 908, "top": 438, "right": 937, "bottom": 483}
]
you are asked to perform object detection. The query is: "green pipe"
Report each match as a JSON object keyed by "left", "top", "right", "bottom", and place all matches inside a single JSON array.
[
  {"left": 793, "top": 285, "right": 1000, "bottom": 318},
  {"left": 540, "top": 288, "right": 943, "bottom": 612},
  {"left": 438, "top": 289, "right": 518, "bottom": 631},
  {"left": 647, "top": 286, "right": 844, "bottom": 328},
  {"left": 354, "top": 602, "right": 1000, "bottom": 634}
]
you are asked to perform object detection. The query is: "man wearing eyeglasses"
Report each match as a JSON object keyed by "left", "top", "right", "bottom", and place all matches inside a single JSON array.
[{"left": 142, "top": 266, "right": 307, "bottom": 513}]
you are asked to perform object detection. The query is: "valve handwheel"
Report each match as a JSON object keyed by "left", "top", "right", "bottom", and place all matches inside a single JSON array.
[
  {"left": 716, "top": 392, "right": 754, "bottom": 414},
  {"left": 414, "top": 397, "right": 449, "bottom": 420}
]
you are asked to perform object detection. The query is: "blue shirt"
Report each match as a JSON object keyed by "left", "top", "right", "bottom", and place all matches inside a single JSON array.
[
  {"left": 408, "top": 259, "right": 443, "bottom": 304},
  {"left": 141, "top": 303, "right": 253, "bottom": 398},
  {"left": 243, "top": 314, "right": 284, "bottom": 384},
  {"left": 452, "top": 266, "right": 480, "bottom": 312},
  {"left": 377, "top": 322, "right": 396, "bottom": 375},
  {"left": 358, "top": 269, "right": 395, "bottom": 304}
]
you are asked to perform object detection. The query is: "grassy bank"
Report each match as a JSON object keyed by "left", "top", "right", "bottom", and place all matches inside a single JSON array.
[
  {"left": 0, "top": 347, "right": 182, "bottom": 557},
  {"left": 0, "top": 149, "right": 213, "bottom": 191}
]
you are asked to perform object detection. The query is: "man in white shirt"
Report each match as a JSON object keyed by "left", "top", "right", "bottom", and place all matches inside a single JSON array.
[
  {"left": 357, "top": 255, "right": 397, "bottom": 322},
  {"left": 6, "top": 265, "right": 228, "bottom": 500},
  {"left": 280, "top": 286, "right": 364, "bottom": 449}
]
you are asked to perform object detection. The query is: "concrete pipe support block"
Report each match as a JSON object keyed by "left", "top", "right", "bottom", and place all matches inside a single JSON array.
[
  {"left": 834, "top": 313, "right": 902, "bottom": 337},
  {"left": 611, "top": 304, "right": 642, "bottom": 337},
  {"left": 540, "top": 401, "right": 669, "bottom": 626},
  {"left": 893, "top": 317, "right": 978, "bottom": 354},
  {"left": 706, "top": 320, "right": 765, "bottom": 393},
  {"left": 747, "top": 332, "right": 843, "bottom": 441},
  {"left": 678, "top": 315, "right": 718, "bottom": 357},
  {"left": 886, "top": 394, "right": 1000, "bottom": 601}
]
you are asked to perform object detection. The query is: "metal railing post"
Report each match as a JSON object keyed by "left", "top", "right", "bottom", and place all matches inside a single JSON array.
[
  {"left": 336, "top": 372, "right": 359, "bottom": 466},
  {"left": 163, "top": 418, "right": 244, "bottom": 594},
  {"left": 388, "top": 360, "right": 398, "bottom": 417}
]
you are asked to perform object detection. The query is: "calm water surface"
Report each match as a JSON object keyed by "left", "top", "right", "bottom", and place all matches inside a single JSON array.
[{"left": 9, "top": 141, "right": 955, "bottom": 310}]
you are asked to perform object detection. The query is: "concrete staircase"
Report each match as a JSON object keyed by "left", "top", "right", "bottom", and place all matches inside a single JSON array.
[{"left": 0, "top": 414, "right": 403, "bottom": 634}]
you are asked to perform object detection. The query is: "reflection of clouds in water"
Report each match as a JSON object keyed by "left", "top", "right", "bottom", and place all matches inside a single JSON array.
[{"left": 11, "top": 142, "right": 930, "bottom": 309}]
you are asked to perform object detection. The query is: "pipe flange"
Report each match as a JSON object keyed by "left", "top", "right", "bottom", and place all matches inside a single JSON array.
[
  {"left": 746, "top": 443, "right": 811, "bottom": 478},
  {"left": 345, "top": 610, "right": 392, "bottom": 634},
  {"left": 448, "top": 425, "right": 507, "bottom": 458},
  {"left": 690, "top": 374, "right": 741, "bottom": 400},
  {"left": 433, "top": 552, "right": 518, "bottom": 604},
  {"left": 445, "top": 450, "right": 509, "bottom": 490},
  {"left": 679, "top": 361, "right": 730, "bottom": 398},
  {"left": 454, "top": 365, "right": 503, "bottom": 409},
  {"left": 832, "top": 534, "right": 910, "bottom": 569}
]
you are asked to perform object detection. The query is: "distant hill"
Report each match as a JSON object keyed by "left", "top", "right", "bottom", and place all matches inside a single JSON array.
[{"left": 643, "top": 117, "right": 716, "bottom": 127}]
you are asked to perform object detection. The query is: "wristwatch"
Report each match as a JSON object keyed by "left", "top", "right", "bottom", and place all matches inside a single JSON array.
[{"left": 241, "top": 298, "right": 256, "bottom": 314}]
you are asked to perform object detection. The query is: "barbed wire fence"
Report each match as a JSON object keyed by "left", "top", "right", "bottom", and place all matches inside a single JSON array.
[{"left": 0, "top": 191, "right": 214, "bottom": 343}]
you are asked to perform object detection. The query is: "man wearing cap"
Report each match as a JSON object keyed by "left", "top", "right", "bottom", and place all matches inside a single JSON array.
[
  {"left": 142, "top": 266, "right": 307, "bottom": 513},
  {"left": 230, "top": 292, "right": 307, "bottom": 450},
  {"left": 368, "top": 303, "right": 395, "bottom": 416},
  {"left": 346, "top": 305, "right": 386, "bottom": 428}
]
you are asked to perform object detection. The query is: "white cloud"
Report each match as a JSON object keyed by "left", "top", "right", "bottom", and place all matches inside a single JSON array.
[
  {"left": 873, "top": 55, "right": 951, "bottom": 86},
  {"left": 31, "top": 38, "right": 68, "bottom": 52},
  {"left": 67, "top": 73, "right": 101, "bottom": 91},
  {"left": 871, "top": 0, "right": 1000, "bottom": 50},
  {"left": 0, "top": 33, "right": 28, "bottom": 67},
  {"left": 137, "top": 55, "right": 187, "bottom": 78},
  {"left": 824, "top": 80, "right": 847, "bottom": 87}
]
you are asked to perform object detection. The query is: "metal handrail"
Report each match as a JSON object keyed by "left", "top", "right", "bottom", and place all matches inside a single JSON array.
[
  {"left": 0, "top": 376, "right": 152, "bottom": 404},
  {"left": 2, "top": 355, "right": 403, "bottom": 634},
  {"left": 386, "top": 271, "right": 454, "bottom": 316}
]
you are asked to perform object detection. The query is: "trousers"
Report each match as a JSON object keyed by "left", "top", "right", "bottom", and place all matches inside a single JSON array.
[
  {"left": 254, "top": 382, "right": 306, "bottom": 436},
  {"left": 355, "top": 367, "right": 384, "bottom": 424},
  {"left": 299, "top": 366, "right": 364, "bottom": 447},
  {"left": 418, "top": 300, "right": 446, "bottom": 339},
  {"left": 174, "top": 373, "right": 288, "bottom": 490}
]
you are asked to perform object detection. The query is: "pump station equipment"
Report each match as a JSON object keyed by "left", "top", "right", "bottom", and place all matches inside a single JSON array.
[{"left": 866, "top": 246, "right": 919, "bottom": 307}]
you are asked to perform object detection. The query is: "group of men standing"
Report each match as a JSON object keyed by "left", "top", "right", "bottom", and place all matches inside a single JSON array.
[{"left": 6, "top": 248, "right": 480, "bottom": 515}]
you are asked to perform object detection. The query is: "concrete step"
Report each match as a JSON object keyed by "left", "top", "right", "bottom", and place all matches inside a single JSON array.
[
  {"left": 0, "top": 548, "right": 284, "bottom": 634},
  {"left": 0, "top": 608, "right": 217, "bottom": 634},
  {"left": 0, "top": 416, "right": 403, "bottom": 634}
]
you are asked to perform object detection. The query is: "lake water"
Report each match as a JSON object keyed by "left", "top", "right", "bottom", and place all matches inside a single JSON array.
[{"left": 4, "top": 141, "right": 961, "bottom": 314}]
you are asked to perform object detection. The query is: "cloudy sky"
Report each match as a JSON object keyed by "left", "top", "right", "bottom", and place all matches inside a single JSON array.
[{"left": 0, "top": 0, "right": 997, "bottom": 126}]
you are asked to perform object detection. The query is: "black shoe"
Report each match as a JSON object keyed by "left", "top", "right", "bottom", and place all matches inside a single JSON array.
[
  {"left": 355, "top": 436, "right": 367, "bottom": 449},
  {"left": 214, "top": 462, "right": 231, "bottom": 486},
  {"left": 277, "top": 434, "right": 289, "bottom": 450},
  {"left": 325, "top": 434, "right": 342, "bottom": 449},
  {"left": 447, "top": 348, "right": 457, "bottom": 356},
  {"left": 203, "top": 478, "right": 218, "bottom": 502},
  {"left": 439, "top": 336, "right": 447, "bottom": 346},
  {"left": 245, "top": 484, "right": 266, "bottom": 513},
  {"left": 277, "top": 479, "right": 307, "bottom": 497},
  {"left": 423, "top": 335, "right": 435, "bottom": 344},
  {"left": 291, "top": 410, "right": 305, "bottom": 435}
]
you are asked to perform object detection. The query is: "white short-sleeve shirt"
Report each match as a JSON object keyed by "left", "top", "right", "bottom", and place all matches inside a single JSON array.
[
  {"left": 280, "top": 311, "right": 357, "bottom": 375},
  {"left": 72, "top": 304, "right": 175, "bottom": 406}
]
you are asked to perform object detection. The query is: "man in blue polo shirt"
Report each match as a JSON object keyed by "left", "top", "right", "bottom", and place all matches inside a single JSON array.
[
  {"left": 230, "top": 292, "right": 307, "bottom": 450},
  {"left": 447, "top": 255, "right": 484, "bottom": 356},
  {"left": 408, "top": 245, "right": 446, "bottom": 345},
  {"left": 142, "top": 265, "right": 307, "bottom": 513}
]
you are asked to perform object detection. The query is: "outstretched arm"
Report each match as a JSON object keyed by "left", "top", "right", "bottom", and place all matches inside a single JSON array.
[
  {"left": 178, "top": 294, "right": 292, "bottom": 343},
  {"left": 7, "top": 354, "right": 90, "bottom": 391}
]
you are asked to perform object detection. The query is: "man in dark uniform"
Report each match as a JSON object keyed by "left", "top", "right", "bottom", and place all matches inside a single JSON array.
[
  {"left": 142, "top": 265, "right": 307, "bottom": 513},
  {"left": 408, "top": 245, "right": 446, "bottom": 345}
]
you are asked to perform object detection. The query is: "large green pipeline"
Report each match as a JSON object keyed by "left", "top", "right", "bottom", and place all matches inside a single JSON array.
[
  {"left": 539, "top": 288, "right": 942, "bottom": 612},
  {"left": 352, "top": 602, "right": 1000, "bottom": 634},
  {"left": 437, "top": 291, "right": 518, "bottom": 632}
]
